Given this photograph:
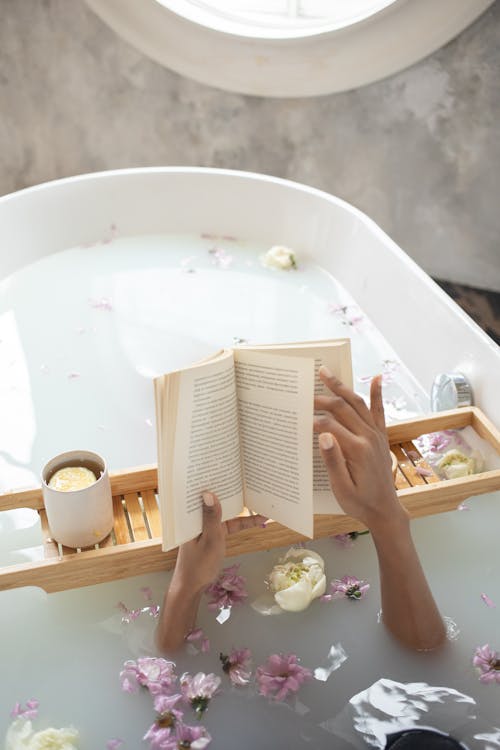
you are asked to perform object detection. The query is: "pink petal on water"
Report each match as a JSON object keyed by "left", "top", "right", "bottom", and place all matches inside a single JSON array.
[
  {"left": 140, "top": 586, "right": 153, "bottom": 602},
  {"left": 481, "top": 593, "right": 496, "bottom": 608},
  {"left": 145, "top": 418, "right": 153, "bottom": 428},
  {"left": 415, "top": 466, "right": 432, "bottom": 477},
  {"left": 186, "top": 628, "right": 204, "bottom": 642},
  {"left": 67, "top": 371, "right": 81, "bottom": 379},
  {"left": 89, "top": 297, "right": 113, "bottom": 311},
  {"left": 106, "top": 740, "right": 124, "bottom": 750},
  {"left": 331, "top": 534, "right": 354, "bottom": 549},
  {"left": 458, "top": 502, "right": 470, "bottom": 511}
]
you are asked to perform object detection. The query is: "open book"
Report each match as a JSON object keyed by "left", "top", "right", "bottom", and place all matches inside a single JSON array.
[{"left": 154, "top": 339, "right": 352, "bottom": 551}]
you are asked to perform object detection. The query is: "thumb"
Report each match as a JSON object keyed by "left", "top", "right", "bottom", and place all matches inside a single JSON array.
[
  {"left": 318, "top": 432, "right": 352, "bottom": 496},
  {"left": 202, "top": 491, "right": 222, "bottom": 531}
]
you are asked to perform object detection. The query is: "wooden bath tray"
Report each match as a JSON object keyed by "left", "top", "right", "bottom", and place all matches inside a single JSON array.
[{"left": 1, "top": 407, "right": 500, "bottom": 593}]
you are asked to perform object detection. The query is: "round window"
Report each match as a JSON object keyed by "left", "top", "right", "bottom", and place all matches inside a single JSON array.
[{"left": 86, "top": 0, "right": 494, "bottom": 96}]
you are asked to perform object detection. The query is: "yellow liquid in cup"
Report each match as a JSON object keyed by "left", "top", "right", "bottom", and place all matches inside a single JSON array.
[{"left": 48, "top": 466, "right": 97, "bottom": 492}]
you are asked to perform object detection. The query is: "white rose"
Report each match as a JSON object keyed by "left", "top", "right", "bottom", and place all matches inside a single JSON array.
[
  {"left": 268, "top": 548, "right": 326, "bottom": 612},
  {"left": 5, "top": 719, "right": 79, "bottom": 750},
  {"left": 438, "top": 449, "right": 475, "bottom": 479},
  {"left": 261, "top": 245, "right": 297, "bottom": 270}
]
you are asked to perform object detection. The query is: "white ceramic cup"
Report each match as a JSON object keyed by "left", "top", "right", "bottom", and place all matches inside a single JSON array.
[{"left": 42, "top": 450, "right": 113, "bottom": 548}]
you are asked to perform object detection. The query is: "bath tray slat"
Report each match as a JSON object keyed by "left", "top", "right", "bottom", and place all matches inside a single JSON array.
[{"left": 1, "top": 407, "right": 500, "bottom": 593}]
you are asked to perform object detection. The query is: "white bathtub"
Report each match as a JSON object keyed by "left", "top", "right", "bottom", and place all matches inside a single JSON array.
[
  {"left": 1, "top": 168, "right": 498, "bottom": 421},
  {"left": 1, "top": 169, "right": 499, "bottom": 748}
]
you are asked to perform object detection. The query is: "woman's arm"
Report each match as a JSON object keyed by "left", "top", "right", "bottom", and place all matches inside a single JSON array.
[
  {"left": 155, "top": 493, "right": 266, "bottom": 654},
  {"left": 314, "top": 368, "right": 446, "bottom": 651}
]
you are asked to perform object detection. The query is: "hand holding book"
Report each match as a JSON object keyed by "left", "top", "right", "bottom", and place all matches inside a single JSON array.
[
  {"left": 156, "top": 374, "right": 446, "bottom": 654},
  {"left": 314, "top": 367, "right": 407, "bottom": 533},
  {"left": 155, "top": 493, "right": 266, "bottom": 653},
  {"left": 154, "top": 338, "right": 353, "bottom": 550}
]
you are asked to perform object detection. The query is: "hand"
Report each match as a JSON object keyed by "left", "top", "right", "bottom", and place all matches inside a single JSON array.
[
  {"left": 173, "top": 492, "right": 267, "bottom": 593},
  {"left": 314, "top": 369, "right": 446, "bottom": 651},
  {"left": 313, "top": 367, "right": 407, "bottom": 533},
  {"left": 156, "top": 492, "right": 266, "bottom": 653},
  {"left": 172, "top": 492, "right": 225, "bottom": 594}
]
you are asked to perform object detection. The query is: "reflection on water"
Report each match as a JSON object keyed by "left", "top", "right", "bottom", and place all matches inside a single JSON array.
[
  {"left": 444, "top": 617, "right": 461, "bottom": 642},
  {"left": 321, "top": 677, "right": 500, "bottom": 749}
]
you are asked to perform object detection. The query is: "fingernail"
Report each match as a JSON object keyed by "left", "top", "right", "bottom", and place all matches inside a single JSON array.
[
  {"left": 319, "top": 365, "right": 333, "bottom": 379},
  {"left": 202, "top": 492, "right": 214, "bottom": 507},
  {"left": 319, "top": 432, "right": 334, "bottom": 450}
]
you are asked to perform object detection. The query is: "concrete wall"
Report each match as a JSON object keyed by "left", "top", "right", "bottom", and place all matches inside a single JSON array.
[{"left": 1, "top": 0, "right": 499, "bottom": 290}]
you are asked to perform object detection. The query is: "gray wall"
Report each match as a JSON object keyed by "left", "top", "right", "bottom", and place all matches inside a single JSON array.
[{"left": 1, "top": 0, "right": 499, "bottom": 290}]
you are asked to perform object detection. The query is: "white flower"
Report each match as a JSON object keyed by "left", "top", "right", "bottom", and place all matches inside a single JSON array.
[
  {"left": 438, "top": 449, "right": 475, "bottom": 479},
  {"left": 5, "top": 719, "right": 79, "bottom": 750},
  {"left": 261, "top": 245, "right": 297, "bottom": 270},
  {"left": 268, "top": 548, "right": 326, "bottom": 612}
]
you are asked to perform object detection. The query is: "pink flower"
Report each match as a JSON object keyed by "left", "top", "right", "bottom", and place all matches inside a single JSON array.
[
  {"left": 175, "top": 723, "right": 211, "bottom": 749},
  {"left": 331, "top": 531, "right": 368, "bottom": 548},
  {"left": 205, "top": 564, "right": 248, "bottom": 611},
  {"left": 473, "top": 644, "right": 500, "bottom": 684},
  {"left": 331, "top": 534, "right": 354, "bottom": 549},
  {"left": 146, "top": 722, "right": 211, "bottom": 749},
  {"left": 480, "top": 593, "right": 496, "bottom": 608},
  {"left": 153, "top": 693, "right": 184, "bottom": 719},
  {"left": 415, "top": 466, "right": 433, "bottom": 477},
  {"left": 10, "top": 698, "right": 39, "bottom": 720},
  {"left": 120, "top": 657, "right": 177, "bottom": 695},
  {"left": 144, "top": 723, "right": 173, "bottom": 749},
  {"left": 328, "top": 303, "right": 365, "bottom": 330},
  {"left": 117, "top": 601, "right": 142, "bottom": 623},
  {"left": 219, "top": 647, "right": 253, "bottom": 686},
  {"left": 89, "top": 296, "right": 113, "bottom": 310},
  {"left": 180, "top": 672, "right": 221, "bottom": 718},
  {"left": 427, "top": 432, "right": 451, "bottom": 452},
  {"left": 255, "top": 653, "right": 312, "bottom": 701},
  {"left": 185, "top": 628, "right": 210, "bottom": 653},
  {"left": 208, "top": 247, "right": 233, "bottom": 268},
  {"left": 106, "top": 740, "right": 124, "bottom": 750},
  {"left": 117, "top": 598, "right": 159, "bottom": 622},
  {"left": 322, "top": 575, "right": 370, "bottom": 602},
  {"left": 144, "top": 694, "right": 185, "bottom": 746}
]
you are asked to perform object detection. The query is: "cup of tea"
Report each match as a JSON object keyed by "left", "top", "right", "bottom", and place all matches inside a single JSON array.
[{"left": 41, "top": 449, "right": 114, "bottom": 549}]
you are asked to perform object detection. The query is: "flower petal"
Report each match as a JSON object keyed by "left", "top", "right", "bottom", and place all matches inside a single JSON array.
[{"left": 274, "top": 577, "right": 313, "bottom": 612}]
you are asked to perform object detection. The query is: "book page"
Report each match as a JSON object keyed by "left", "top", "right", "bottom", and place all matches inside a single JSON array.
[
  {"left": 155, "top": 351, "right": 244, "bottom": 550},
  {"left": 239, "top": 340, "right": 352, "bottom": 515},
  {"left": 234, "top": 349, "right": 314, "bottom": 538}
]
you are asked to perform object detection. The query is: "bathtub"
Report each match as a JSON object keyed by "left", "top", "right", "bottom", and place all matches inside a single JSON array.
[{"left": 1, "top": 169, "right": 499, "bottom": 748}]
